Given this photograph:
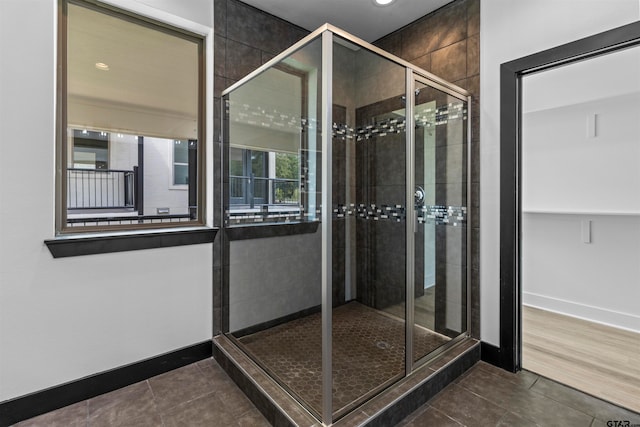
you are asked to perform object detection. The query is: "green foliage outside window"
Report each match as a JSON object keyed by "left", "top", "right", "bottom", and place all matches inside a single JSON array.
[{"left": 275, "top": 153, "right": 299, "bottom": 203}]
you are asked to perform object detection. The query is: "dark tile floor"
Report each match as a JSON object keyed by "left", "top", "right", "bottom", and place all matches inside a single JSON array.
[
  {"left": 13, "top": 359, "right": 268, "bottom": 427},
  {"left": 14, "top": 359, "right": 640, "bottom": 426}
]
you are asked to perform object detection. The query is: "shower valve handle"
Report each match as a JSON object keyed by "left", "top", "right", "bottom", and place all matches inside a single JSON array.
[{"left": 414, "top": 186, "right": 425, "bottom": 206}]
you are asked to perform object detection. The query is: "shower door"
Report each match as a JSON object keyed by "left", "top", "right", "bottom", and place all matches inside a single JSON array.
[{"left": 410, "top": 76, "right": 469, "bottom": 365}]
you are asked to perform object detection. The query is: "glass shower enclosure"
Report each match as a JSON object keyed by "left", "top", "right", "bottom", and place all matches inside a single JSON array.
[{"left": 221, "top": 24, "right": 470, "bottom": 425}]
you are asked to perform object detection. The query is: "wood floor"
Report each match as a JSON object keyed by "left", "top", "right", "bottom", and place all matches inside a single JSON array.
[{"left": 522, "top": 305, "right": 640, "bottom": 413}]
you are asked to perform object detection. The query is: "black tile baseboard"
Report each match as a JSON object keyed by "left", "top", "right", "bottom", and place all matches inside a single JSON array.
[
  {"left": 0, "top": 341, "right": 212, "bottom": 427},
  {"left": 480, "top": 341, "right": 501, "bottom": 368},
  {"left": 232, "top": 305, "right": 321, "bottom": 338}
]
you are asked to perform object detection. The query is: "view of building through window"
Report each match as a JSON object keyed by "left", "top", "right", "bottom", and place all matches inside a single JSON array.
[
  {"left": 59, "top": 0, "right": 203, "bottom": 231},
  {"left": 229, "top": 148, "right": 300, "bottom": 208},
  {"left": 225, "top": 56, "right": 308, "bottom": 225},
  {"left": 173, "top": 140, "right": 190, "bottom": 186},
  {"left": 72, "top": 129, "right": 109, "bottom": 169}
]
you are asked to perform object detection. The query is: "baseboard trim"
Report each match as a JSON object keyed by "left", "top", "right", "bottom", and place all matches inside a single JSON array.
[
  {"left": 0, "top": 340, "right": 212, "bottom": 427},
  {"left": 523, "top": 292, "right": 640, "bottom": 333},
  {"left": 480, "top": 341, "right": 501, "bottom": 367},
  {"left": 232, "top": 304, "right": 321, "bottom": 338}
]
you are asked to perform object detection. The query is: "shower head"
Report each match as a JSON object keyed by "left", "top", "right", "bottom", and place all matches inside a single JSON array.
[{"left": 400, "top": 88, "right": 421, "bottom": 103}]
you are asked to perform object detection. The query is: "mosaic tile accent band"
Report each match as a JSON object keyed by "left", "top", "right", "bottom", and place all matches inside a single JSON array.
[
  {"left": 226, "top": 99, "right": 466, "bottom": 142},
  {"left": 415, "top": 102, "right": 467, "bottom": 129},
  {"left": 226, "top": 208, "right": 318, "bottom": 225},
  {"left": 333, "top": 203, "right": 466, "bottom": 226},
  {"left": 419, "top": 205, "right": 467, "bottom": 226},
  {"left": 227, "top": 204, "right": 466, "bottom": 226},
  {"left": 333, "top": 203, "right": 406, "bottom": 222},
  {"left": 347, "top": 102, "right": 466, "bottom": 141},
  {"left": 354, "top": 118, "right": 406, "bottom": 141}
]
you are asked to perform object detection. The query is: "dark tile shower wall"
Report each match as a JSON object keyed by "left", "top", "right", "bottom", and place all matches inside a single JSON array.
[
  {"left": 213, "top": 0, "right": 310, "bottom": 334},
  {"left": 353, "top": 90, "right": 467, "bottom": 322},
  {"left": 355, "top": 96, "right": 407, "bottom": 310},
  {"left": 419, "top": 86, "right": 468, "bottom": 338},
  {"left": 333, "top": 105, "right": 348, "bottom": 306},
  {"left": 215, "top": 0, "right": 480, "bottom": 337},
  {"left": 374, "top": 0, "right": 481, "bottom": 338},
  {"left": 431, "top": 86, "right": 469, "bottom": 337}
]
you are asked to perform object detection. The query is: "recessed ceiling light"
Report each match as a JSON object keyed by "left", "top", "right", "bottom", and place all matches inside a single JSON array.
[
  {"left": 373, "top": 0, "right": 396, "bottom": 5},
  {"left": 95, "top": 62, "right": 109, "bottom": 71}
]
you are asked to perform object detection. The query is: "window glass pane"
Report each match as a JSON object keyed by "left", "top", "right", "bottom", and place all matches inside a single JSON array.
[
  {"left": 225, "top": 36, "right": 322, "bottom": 225},
  {"left": 229, "top": 148, "right": 243, "bottom": 176},
  {"left": 73, "top": 129, "right": 109, "bottom": 169},
  {"left": 275, "top": 153, "right": 299, "bottom": 179},
  {"left": 62, "top": 0, "right": 202, "bottom": 230},
  {"left": 251, "top": 150, "right": 267, "bottom": 177},
  {"left": 174, "top": 140, "right": 189, "bottom": 164},
  {"left": 174, "top": 164, "right": 189, "bottom": 185}
]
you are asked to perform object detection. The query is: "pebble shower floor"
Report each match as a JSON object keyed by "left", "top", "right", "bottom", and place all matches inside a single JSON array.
[{"left": 236, "top": 301, "right": 450, "bottom": 416}]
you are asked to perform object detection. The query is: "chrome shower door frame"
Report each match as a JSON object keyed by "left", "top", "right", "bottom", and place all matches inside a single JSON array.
[
  {"left": 406, "top": 73, "right": 473, "bottom": 373},
  {"left": 222, "top": 24, "right": 472, "bottom": 426}
]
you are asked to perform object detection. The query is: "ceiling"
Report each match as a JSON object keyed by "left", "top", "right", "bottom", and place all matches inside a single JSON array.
[
  {"left": 67, "top": 2, "right": 200, "bottom": 139},
  {"left": 238, "top": 0, "right": 454, "bottom": 42}
]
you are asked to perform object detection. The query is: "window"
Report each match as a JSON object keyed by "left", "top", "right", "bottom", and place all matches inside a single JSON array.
[
  {"left": 173, "top": 140, "right": 189, "bottom": 185},
  {"left": 225, "top": 62, "right": 308, "bottom": 225},
  {"left": 57, "top": 0, "right": 204, "bottom": 232},
  {"left": 229, "top": 148, "right": 271, "bottom": 206},
  {"left": 274, "top": 152, "right": 299, "bottom": 204},
  {"left": 72, "top": 129, "right": 109, "bottom": 169}
]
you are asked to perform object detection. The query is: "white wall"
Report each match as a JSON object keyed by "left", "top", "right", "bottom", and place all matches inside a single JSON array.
[
  {"left": 480, "top": 0, "right": 640, "bottom": 345},
  {"left": 522, "top": 46, "right": 640, "bottom": 114},
  {"left": 522, "top": 93, "right": 640, "bottom": 213},
  {"left": 0, "top": 0, "right": 213, "bottom": 402},
  {"left": 522, "top": 214, "right": 640, "bottom": 332},
  {"left": 143, "top": 137, "right": 189, "bottom": 216},
  {"left": 110, "top": 134, "right": 139, "bottom": 171},
  {"left": 521, "top": 84, "right": 640, "bottom": 332}
]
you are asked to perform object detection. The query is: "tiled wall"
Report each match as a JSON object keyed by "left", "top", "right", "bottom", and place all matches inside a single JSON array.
[
  {"left": 215, "top": 0, "right": 480, "bottom": 338},
  {"left": 374, "top": 0, "right": 481, "bottom": 338},
  {"left": 213, "top": 0, "right": 310, "bottom": 334},
  {"left": 228, "top": 231, "right": 322, "bottom": 332},
  {"left": 354, "top": 97, "right": 407, "bottom": 310}
]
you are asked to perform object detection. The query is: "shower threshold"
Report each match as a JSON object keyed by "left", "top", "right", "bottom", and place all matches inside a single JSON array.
[{"left": 216, "top": 301, "right": 477, "bottom": 424}]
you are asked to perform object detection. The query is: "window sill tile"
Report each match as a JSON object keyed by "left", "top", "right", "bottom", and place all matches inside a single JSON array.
[
  {"left": 224, "top": 221, "right": 319, "bottom": 241},
  {"left": 45, "top": 227, "right": 217, "bottom": 258}
]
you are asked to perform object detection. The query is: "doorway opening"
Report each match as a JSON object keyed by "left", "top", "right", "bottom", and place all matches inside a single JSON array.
[{"left": 499, "top": 21, "right": 640, "bottom": 413}]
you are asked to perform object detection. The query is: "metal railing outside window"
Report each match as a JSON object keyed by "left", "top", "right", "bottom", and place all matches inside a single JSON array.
[
  {"left": 67, "top": 168, "right": 136, "bottom": 210},
  {"left": 230, "top": 175, "right": 300, "bottom": 208}
]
